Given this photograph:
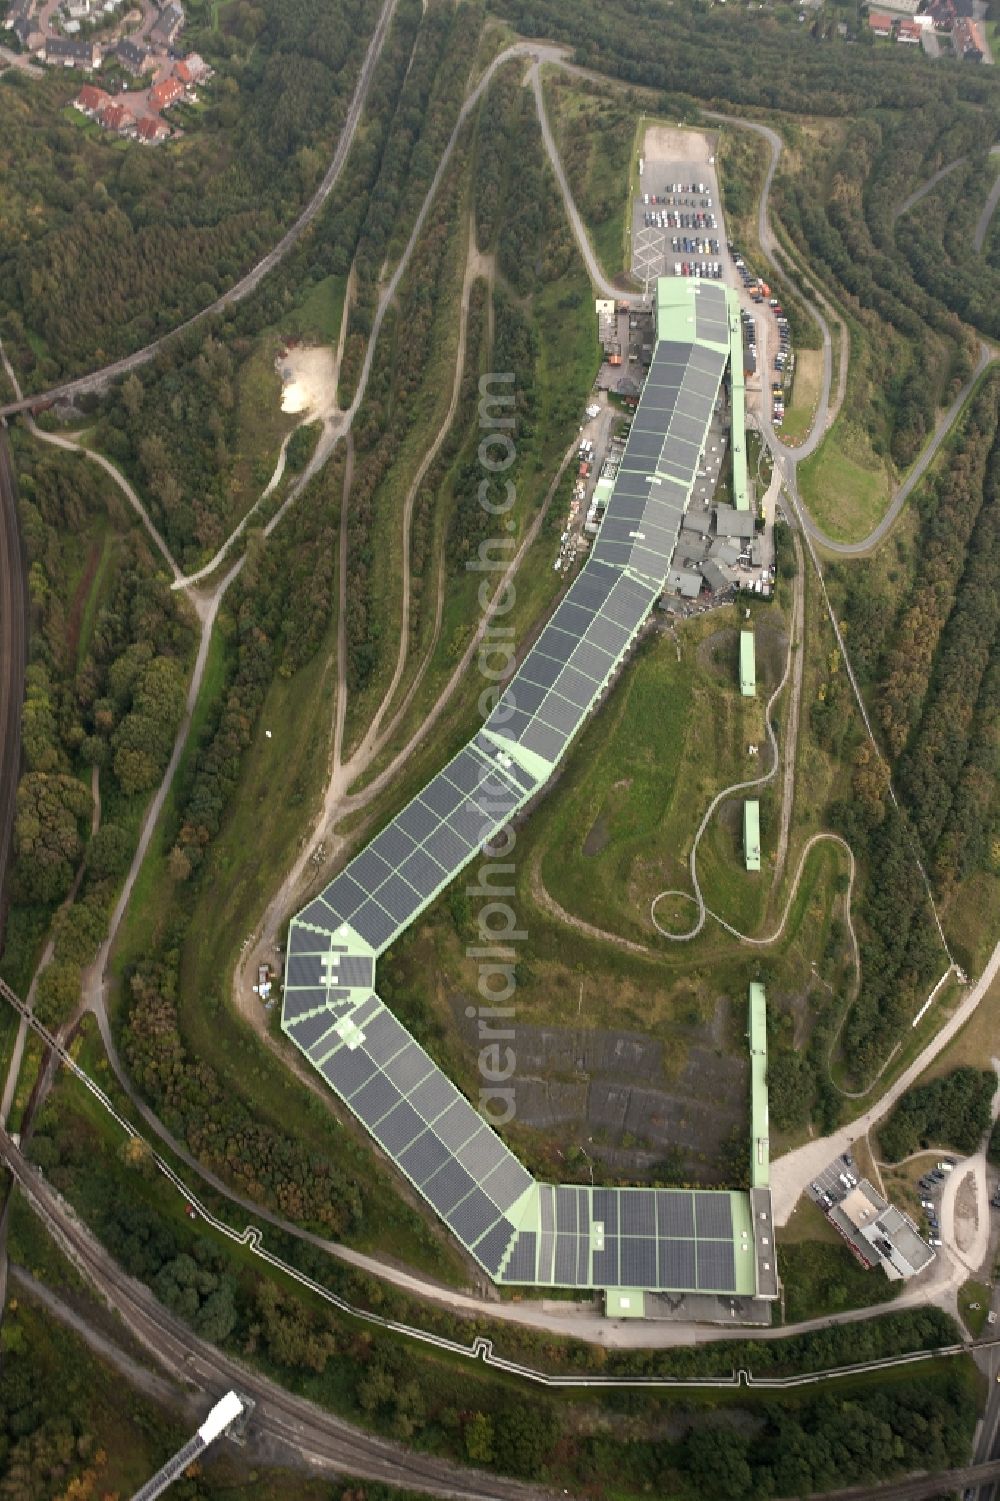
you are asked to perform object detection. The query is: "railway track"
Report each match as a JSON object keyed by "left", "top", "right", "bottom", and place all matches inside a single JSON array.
[{"left": 0, "top": 430, "right": 26, "bottom": 938}]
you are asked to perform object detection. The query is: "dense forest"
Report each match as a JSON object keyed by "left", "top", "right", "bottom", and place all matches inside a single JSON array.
[
  {"left": 879, "top": 1066, "right": 995, "bottom": 1161},
  {"left": 0, "top": 0, "right": 385, "bottom": 381},
  {"left": 1, "top": 443, "right": 195, "bottom": 1020}
]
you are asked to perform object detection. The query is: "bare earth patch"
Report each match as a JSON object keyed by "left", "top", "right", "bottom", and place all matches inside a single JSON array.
[
  {"left": 643, "top": 125, "right": 714, "bottom": 167},
  {"left": 954, "top": 1170, "right": 979, "bottom": 1256},
  {"left": 277, "top": 344, "right": 338, "bottom": 419}
]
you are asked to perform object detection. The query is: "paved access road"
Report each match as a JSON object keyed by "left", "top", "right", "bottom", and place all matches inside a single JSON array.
[
  {"left": 0, "top": 1131, "right": 563, "bottom": 1501},
  {"left": 0, "top": 0, "right": 401, "bottom": 420},
  {"left": 0, "top": 431, "right": 26, "bottom": 929}
]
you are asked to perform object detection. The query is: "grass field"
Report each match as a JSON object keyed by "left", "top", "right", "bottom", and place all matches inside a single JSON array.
[
  {"left": 284, "top": 273, "right": 348, "bottom": 343},
  {"left": 780, "top": 347, "right": 822, "bottom": 446},
  {"left": 958, "top": 1279, "right": 992, "bottom": 1338},
  {"left": 541, "top": 70, "right": 634, "bottom": 281},
  {"left": 798, "top": 420, "right": 893, "bottom": 542}
]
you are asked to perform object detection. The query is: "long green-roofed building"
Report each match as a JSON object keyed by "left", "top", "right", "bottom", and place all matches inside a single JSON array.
[
  {"left": 744, "top": 799, "right": 761, "bottom": 871},
  {"left": 281, "top": 280, "right": 777, "bottom": 1305},
  {"left": 740, "top": 629, "right": 756, "bottom": 697}
]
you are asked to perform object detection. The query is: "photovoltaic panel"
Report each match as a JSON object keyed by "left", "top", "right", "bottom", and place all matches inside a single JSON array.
[
  {"left": 503, "top": 1230, "right": 537, "bottom": 1282},
  {"left": 455, "top": 1126, "right": 511, "bottom": 1182},
  {"left": 620, "top": 1191, "right": 656, "bottom": 1237},
  {"left": 373, "top": 1099, "right": 425, "bottom": 1156},
  {"left": 533, "top": 625, "right": 577, "bottom": 667},
  {"left": 320, "top": 1045, "right": 379, "bottom": 1098},
  {"left": 423, "top": 822, "right": 472, "bottom": 871},
  {"left": 445, "top": 748, "right": 493, "bottom": 795},
  {"left": 281, "top": 984, "right": 324, "bottom": 1023},
  {"left": 556, "top": 1185, "right": 578, "bottom": 1233},
  {"left": 522, "top": 722, "right": 568, "bottom": 763},
  {"left": 284, "top": 951, "right": 323, "bottom": 989},
  {"left": 695, "top": 1193, "right": 733, "bottom": 1239},
  {"left": 395, "top": 800, "right": 438, "bottom": 843},
  {"left": 295, "top": 897, "right": 338, "bottom": 932},
  {"left": 620, "top": 1236, "right": 658, "bottom": 1288},
  {"left": 591, "top": 1237, "right": 618, "bottom": 1286},
  {"left": 349, "top": 899, "right": 397, "bottom": 950},
  {"left": 424, "top": 1159, "right": 476, "bottom": 1215},
  {"left": 359, "top": 1008, "right": 409, "bottom": 1065},
  {"left": 369, "top": 824, "right": 418, "bottom": 868},
  {"left": 537, "top": 695, "right": 582, "bottom": 737},
  {"left": 348, "top": 848, "right": 394, "bottom": 896},
  {"left": 562, "top": 639, "right": 614, "bottom": 683},
  {"left": 553, "top": 664, "right": 598, "bottom": 708},
  {"left": 657, "top": 1192, "right": 696, "bottom": 1239},
  {"left": 287, "top": 1010, "right": 338, "bottom": 1053},
  {"left": 519, "top": 651, "right": 564, "bottom": 690},
  {"left": 555, "top": 1234, "right": 579, "bottom": 1284},
  {"left": 539, "top": 1184, "right": 556, "bottom": 1232},
  {"left": 339, "top": 956, "right": 374, "bottom": 988},
  {"left": 593, "top": 1188, "right": 618, "bottom": 1236},
  {"left": 398, "top": 1129, "right": 451, "bottom": 1185},
  {"left": 447, "top": 1188, "right": 501, "bottom": 1247},
  {"left": 537, "top": 1229, "right": 554, "bottom": 1282},
  {"left": 397, "top": 847, "right": 448, "bottom": 895},
  {"left": 350, "top": 1071, "right": 401, "bottom": 1127},
  {"left": 697, "top": 1240, "right": 736, "bottom": 1290},
  {"left": 448, "top": 801, "right": 496, "bottom": 846},
  {"left": 432, "top": 1097, "right": 482, "bottom": 1152},
  {"left": 577, "top": 1236, "right": 590, "bottom": 1285},
  {"left": 475, "top": 1218, "right": 516, "bottom": 1276},
  {"left": 383, "top": 1042, "right": 434, "bottom": 1094},
  {"left": 407, "top": 1070, "right": 456, "bottom": 1125},
  {"left": 660, "top": 1238, "right": 697, "bottom": 1288},
  {"left": 480, "top": 1154, "right": 533, "bottom": 1213},
  {"left": 374, "top": 873, "right": 422, "bottom": 924},
  {"left": 421, "top": 772, "right": 465, "bottom": 820}
]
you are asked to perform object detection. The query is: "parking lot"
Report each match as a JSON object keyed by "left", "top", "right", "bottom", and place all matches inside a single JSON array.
[
  {"left": 629, "top": 126, "right": 736, "bottom": 293},
  {"left": 807, "top": 1151, "right": 955, "bottom": 1249},
  {"left": 806, "top": 1149, "right": 862, "bottom": 1211}
]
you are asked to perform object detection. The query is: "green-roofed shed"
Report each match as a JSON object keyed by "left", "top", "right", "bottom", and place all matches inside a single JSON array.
[
  {"left": 740, "top": 630, "right": 756, "bottom": 697},
  {"left": 748, "top": 983, "right": 769, "bottom": 1188},
  {"left": 744, "top": 800, "right": 761, "bottom": 871},
  {"left": 605, "top": 1289, "right": 646, "bottom": 1318}
]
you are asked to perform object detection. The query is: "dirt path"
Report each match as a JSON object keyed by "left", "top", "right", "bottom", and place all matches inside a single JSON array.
[
  {"left": 347, "top": 217, "right": 491, "bottom": 766},
  {"left": 772, "top": 529, "right": 804, "bottom": 887}
]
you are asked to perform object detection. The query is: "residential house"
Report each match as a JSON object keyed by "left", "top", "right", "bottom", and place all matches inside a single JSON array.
[
  {"left": 174, "top": 48, "right": 208, "bottom": 82},
  {"left": 868, "top": 11, "right": 894, "bottom": 34},
  {"left": 75, "top": 82, "right": 110, "bottom": 112},
  {"left": 98, "top": 99, "right": 135, "bottom": 132},
  {"left": 43, "top": 35, "right": 100, "bottom": 67},
  {"left": 114, "top": 36, "right": 151, "bottom": 74},
  {"left": 136, "top": 114, "right": 170, "bottom": 142},
  {"left": 150, "top": 0, "right": 183, "bottom": 47},
  {"left": 897, "top": 18, "right": 922, "bottom": 40},
  {"left": 148, "top": 74, "right": 183, "bottom": 109}
]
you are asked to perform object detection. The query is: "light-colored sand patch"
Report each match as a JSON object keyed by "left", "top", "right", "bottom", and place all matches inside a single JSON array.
[
  {"left": 643, "top": 125, "right": 714, "bottom": 167},
  {"left": 277, "top": 344, "right": 337, "bottom": 418},
  {"left": 954, "top": 1171, "right": 979, "bottom": 1256}
]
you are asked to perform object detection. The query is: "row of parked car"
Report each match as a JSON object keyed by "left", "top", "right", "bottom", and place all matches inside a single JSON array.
[
  {"left": 918, "top": 1160, "right": 954, "bottom": 1248},
  {"left": 643, "top": 191, "right": 713, "bottom": 208},
  {"left": 673, "top": 261, "right": 724, "bottom": 279},
  {"left": 671, "top": 236, "right": 721, "bottom": 255}
]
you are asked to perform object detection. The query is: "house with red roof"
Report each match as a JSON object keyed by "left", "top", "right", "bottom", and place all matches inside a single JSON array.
[
  {"left": 136, "top": 115, "right": 170, "bottom": 143},
  {"left": 868, "top": 11, "right": 894, "bottom": 34},
  {"left": 97, "top": 100, "right": 135, "bottom": 133},
  {"left": 149, "top": 76, "right": 184, "bottom": 111},
  {"left": 75, "top": 83, "right": 110, "bottom": 113}
]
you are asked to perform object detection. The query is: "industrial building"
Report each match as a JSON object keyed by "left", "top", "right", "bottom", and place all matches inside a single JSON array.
[
  {"left": 282, "top": 281, "right": 777, "bottom": 1305},
  {"left": 829, "top": 1180, "right": 935, "bottom": 1281},
  {"left": 744, "top": 800, "right": 761, "bottom": 871}
]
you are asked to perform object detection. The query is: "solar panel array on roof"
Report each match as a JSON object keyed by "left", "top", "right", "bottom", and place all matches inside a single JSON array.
[
  {"left": 484, "top": 563, "right": 659, "bottom": 764},
  {"left": 292, "top": 738, "right": 538, "bottom": 955},
  {"left": 498, "top": 1186, "right": 742, "bottom": 1292},
  {"left": 589, "top": 339, "right": 727, "bottom": 585},
  {"left": 279, "top": 280, "right": 772, "bottom": 1299}
]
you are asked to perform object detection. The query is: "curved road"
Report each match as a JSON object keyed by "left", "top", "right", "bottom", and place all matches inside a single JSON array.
[
  {"left": 0, "top": 431, "right": 26, "bottom": 938},
  {"left": 0, "top": 0, "right": 401, "bottom": 419},
  {"left": 975, "top": 160, "right": 1000, "bottom": 254}
]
